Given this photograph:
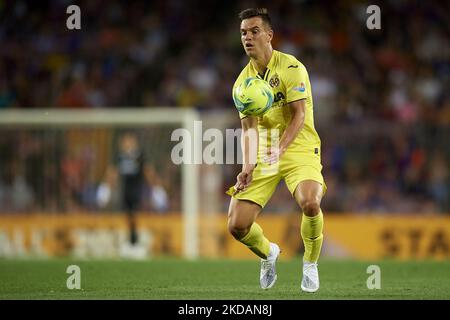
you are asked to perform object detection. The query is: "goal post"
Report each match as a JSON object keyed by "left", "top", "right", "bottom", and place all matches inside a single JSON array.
[{"left": 0, "top": 108, "right": 200, "bottom": 259}]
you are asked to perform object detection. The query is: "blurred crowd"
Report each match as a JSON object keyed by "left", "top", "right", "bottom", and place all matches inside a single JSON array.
[
  {"left": 0, "top": 0, "right": 449, "bottom": 213},
  {"left": 0, "top": 129, "right": 174, "bottom": 214}
]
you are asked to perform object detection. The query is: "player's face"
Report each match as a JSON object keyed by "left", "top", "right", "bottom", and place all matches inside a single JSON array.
[
  {"left": 240, "top": 17, "right": 273, "bottom": 59},
  {"left": 120, "top": 134, "right": 138, "bottom": 153}
]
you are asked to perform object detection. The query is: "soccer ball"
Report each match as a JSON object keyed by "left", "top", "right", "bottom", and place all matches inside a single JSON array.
[{"left": 233, "top": 77, "right": 274, "bottom": 116}]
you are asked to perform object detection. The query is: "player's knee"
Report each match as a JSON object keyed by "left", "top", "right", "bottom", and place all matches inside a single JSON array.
[
  {"left": 227, "top": 220, "right": 250, "bottom": 240},
  {"left": 300, "top": 199, "right": 321, "bottom": 217}
]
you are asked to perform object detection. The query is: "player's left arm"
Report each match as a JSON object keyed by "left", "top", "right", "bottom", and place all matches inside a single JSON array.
[
  {"left": 279, "top": 99, "right": 306, "bottom": 153},
  {"left": 264, "top": 61, "right": 309, "bottom": 165},
  {"left": 264, "top": 99, "right": 305, "bottom": 164}
]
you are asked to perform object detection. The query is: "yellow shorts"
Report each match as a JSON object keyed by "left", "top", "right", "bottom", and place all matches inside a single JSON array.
[{"left": 226, "top": 149, "right": 326, "bottom": 208}]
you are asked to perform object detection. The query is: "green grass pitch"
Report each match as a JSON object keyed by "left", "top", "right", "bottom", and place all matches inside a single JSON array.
[{"left": 0, "top": 258, "right": 449, "bottom": 299}]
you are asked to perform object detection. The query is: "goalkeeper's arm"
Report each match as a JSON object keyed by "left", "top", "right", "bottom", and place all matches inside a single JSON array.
[{"left": 96, "top": 165, "right": 117, "bottom": 207}]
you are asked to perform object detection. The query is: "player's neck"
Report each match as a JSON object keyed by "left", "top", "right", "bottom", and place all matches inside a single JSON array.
[{"left": 251, "top": 46, "right": 273, "bottom": 75}]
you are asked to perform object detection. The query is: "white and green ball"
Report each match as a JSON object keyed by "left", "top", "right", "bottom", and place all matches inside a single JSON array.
[{"left": 233, "top": 77, "right": 274, "bottom": 116}]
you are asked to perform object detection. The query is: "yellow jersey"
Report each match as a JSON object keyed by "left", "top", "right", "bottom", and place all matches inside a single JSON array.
[{"left": 233, "top": 50, "right": 321, "bottom": 155}]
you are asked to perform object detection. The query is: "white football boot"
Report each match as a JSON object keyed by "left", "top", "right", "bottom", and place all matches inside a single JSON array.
[
  {"left": 260, "top": 243, "right": 281, "bottom": 289},
  {"left": 301, "top": 261, "right": 319, "bottom": 292}
]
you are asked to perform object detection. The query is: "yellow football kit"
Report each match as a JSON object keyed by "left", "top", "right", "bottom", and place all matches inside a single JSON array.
[{"left": 227, "top": 50, "right": 326, "bottom": 208}]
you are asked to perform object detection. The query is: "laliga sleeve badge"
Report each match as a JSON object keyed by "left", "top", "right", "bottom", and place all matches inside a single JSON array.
[{"left": 294, "top": 82, "right": 306, "bottom": 92}]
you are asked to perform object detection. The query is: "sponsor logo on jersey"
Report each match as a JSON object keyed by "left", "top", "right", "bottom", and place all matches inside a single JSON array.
[{"left": 273, "top": 92, "right": 285, "bottom": 103}]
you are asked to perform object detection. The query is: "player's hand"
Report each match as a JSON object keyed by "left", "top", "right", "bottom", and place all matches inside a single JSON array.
[
  {"left": 96, "top": 182, "right": 111, "bottom": 207},
  {"left": 233, "top": 170, "right": 253, "bottom": 195},
  {"left": 263, "top": 147, "right": 283, "bottom": 165}
]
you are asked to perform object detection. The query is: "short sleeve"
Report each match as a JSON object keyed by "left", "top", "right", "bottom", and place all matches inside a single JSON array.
[{"left": 285, "top": 64, "right": 309, "bottom": 103}]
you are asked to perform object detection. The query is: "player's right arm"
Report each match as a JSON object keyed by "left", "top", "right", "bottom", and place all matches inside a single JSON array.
[{"left": 234, "top": 116, "right": 258, "bottom": 194}]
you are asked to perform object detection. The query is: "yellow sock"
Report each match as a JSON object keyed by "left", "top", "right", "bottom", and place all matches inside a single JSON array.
[
  {"left": 239, "top": 223, "right": 271, "bottom": 259},
  {"left": 301, "top": 210, "right": 324, "bottom": 263}
]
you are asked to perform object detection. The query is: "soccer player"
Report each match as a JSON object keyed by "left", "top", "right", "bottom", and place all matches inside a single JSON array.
[
  {"left": 98, "top": 132, "right": 166, "bottom": 257},
  {"left": 99, "top": 132, "right": 147, "bottom": 246},
  {"left": 226, "top": 8, "right": 326, "bottom": 293}
]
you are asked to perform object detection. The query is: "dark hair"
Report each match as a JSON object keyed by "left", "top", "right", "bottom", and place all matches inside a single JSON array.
[{"left": 238, "top": 8, "right": 273, "bottom": 30}]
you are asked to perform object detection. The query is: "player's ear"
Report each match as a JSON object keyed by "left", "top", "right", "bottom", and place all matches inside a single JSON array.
[{"left": 267, "top": 29, "right": 273, "bottom": 42}]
